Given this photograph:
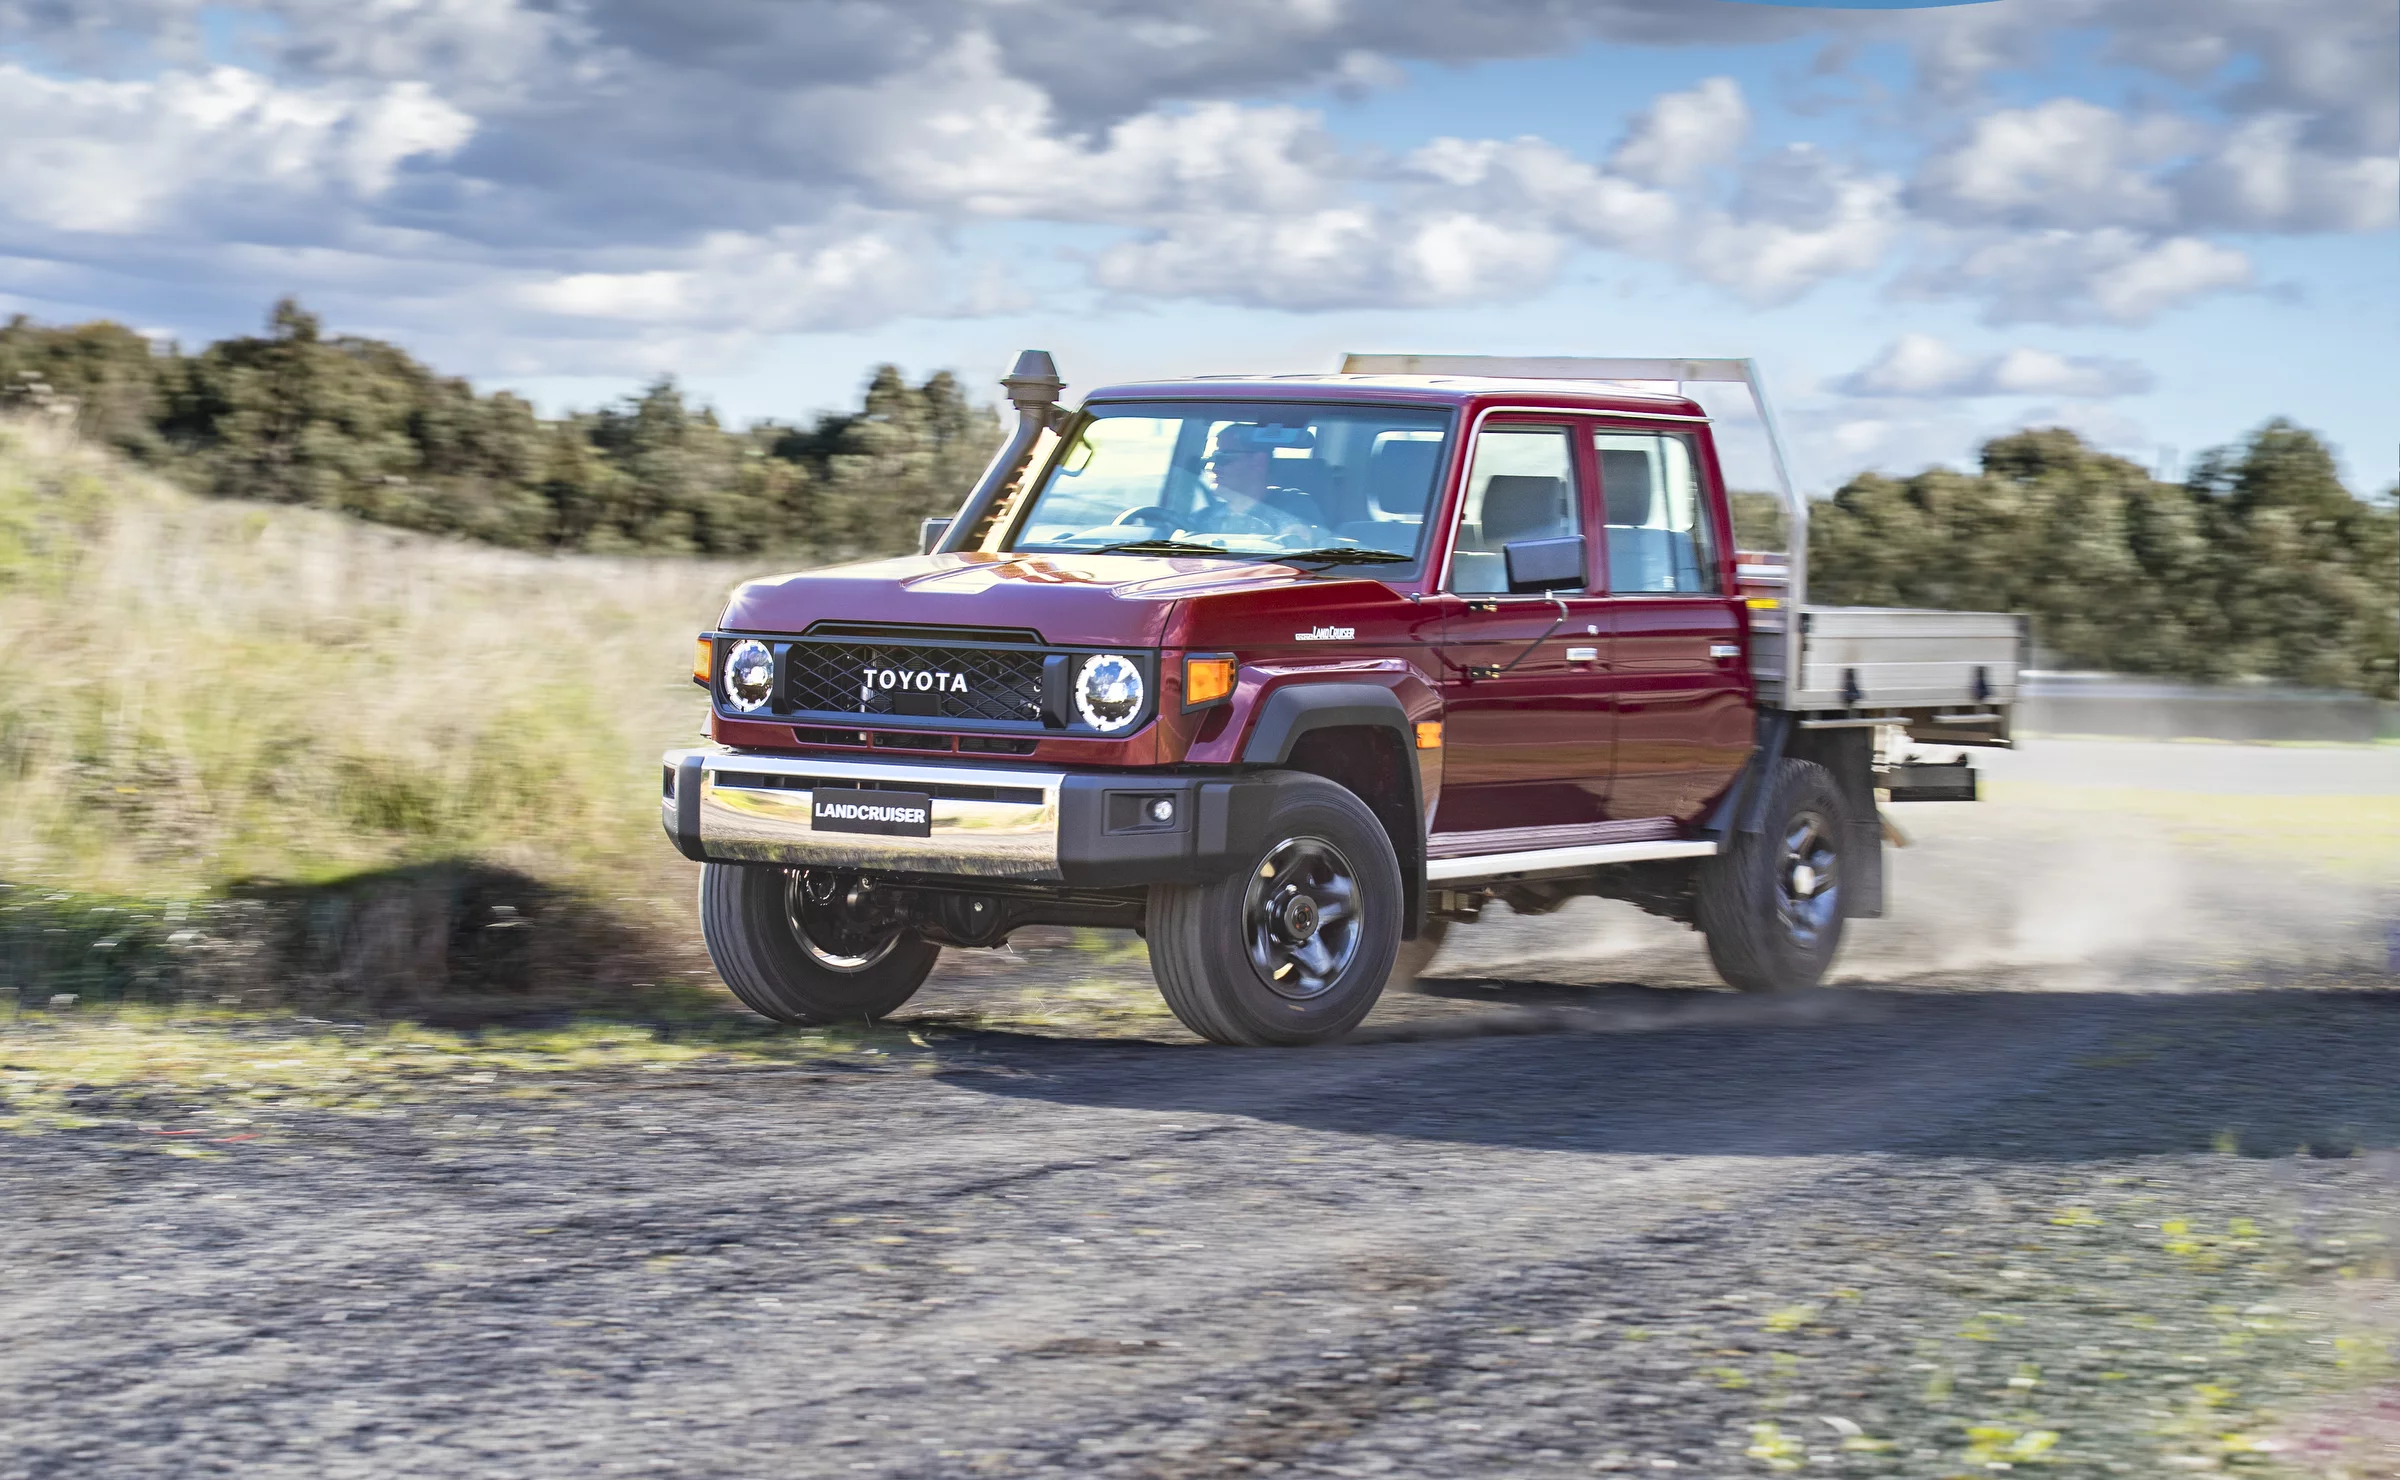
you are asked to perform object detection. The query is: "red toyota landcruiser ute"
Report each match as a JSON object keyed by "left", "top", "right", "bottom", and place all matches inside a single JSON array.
[{"left": 665, "top": 353, "right": 2024, "bottom": 1045}]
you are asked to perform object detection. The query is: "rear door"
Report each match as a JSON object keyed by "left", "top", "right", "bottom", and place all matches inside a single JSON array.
[
  {"left": 1430, "top": 417, "right": 1615, "bottom": 842},
  {"left": 1593, "top": 426, "right": 1752, "bottom": 824}
]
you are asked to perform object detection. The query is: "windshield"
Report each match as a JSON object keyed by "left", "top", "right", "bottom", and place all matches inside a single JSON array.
[{"left": 1006, "top": 400, "right": 1454, "bottom": 565}]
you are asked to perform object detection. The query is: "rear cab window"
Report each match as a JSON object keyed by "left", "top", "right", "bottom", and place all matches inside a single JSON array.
[{"left": 1594, "top": 430, "right": 1719, "bottom": 595}]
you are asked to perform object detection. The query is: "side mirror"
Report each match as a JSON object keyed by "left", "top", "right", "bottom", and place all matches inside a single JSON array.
[
  {"left": 919, "top": 516, "right": 953, "bottom": 555},
  {"left": 1503, "top": 534, "right": 1584, "bottom": 593}
]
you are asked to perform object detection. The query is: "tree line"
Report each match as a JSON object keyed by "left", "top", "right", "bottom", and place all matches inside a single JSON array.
[
  {"left": 1775, "top": 423, "right": 2397, "bottom": 701},
  {"left": 3, "top": 301, "right": 2391, "bottom": 698},
  {"left": 0, "top": 299, "right": 999, "bottom": 558}
]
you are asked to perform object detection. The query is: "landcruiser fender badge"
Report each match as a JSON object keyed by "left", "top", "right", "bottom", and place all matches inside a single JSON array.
[{"left": 1294, "top": 625, "right": 1355, "bottom": 642}]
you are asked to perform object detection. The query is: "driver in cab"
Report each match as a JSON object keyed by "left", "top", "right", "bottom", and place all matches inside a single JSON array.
[{"left": 1194, "top": 424, "right": 1312, "bottom": 543}]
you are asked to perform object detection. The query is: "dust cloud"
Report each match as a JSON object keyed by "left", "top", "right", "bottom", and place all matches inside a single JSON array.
[{"left": 1420, "top": 740, "right": 2400, "bottom": 995}]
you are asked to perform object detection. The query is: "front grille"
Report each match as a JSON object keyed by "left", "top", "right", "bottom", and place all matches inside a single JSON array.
[{"left": 781, "top": 641, "right": 1046, "bottom": 727}]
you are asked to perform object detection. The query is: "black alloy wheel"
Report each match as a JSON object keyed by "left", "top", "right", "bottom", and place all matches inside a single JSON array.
[
  {"left": 1695, "top": 758, "right": 1850, "bottom": 993},
  {"left": 1775, "top": 808, "right": 1841, "bottom": 953},
  {"left": 787, "top": 869, "right": 910, "bottom": 972},
  {"left": 1145, "top": 772, "right": 1402, "bottom": 1046},
  {"left": 699, "top": 863, "right": 939, "bottom": 1024},
  {"left": 1243, "top": 837, "right": 1366, "bottom": 1001}
]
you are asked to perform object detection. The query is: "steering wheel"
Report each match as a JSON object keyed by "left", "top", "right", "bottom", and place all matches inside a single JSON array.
[{"left": 1110, "top": 506, "right": 1179, "bottom": 528}]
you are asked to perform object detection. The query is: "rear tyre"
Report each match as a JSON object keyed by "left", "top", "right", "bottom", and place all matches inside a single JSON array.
[
  {"left": 1695, "top": 758, "right": 1848, "bottom": 993},
  {"left": 699, "top": 863, "right": 939, "bottom": 1024},
  {"left": 1146, "top": 774, "right": 1402, "bottom": 1046}
]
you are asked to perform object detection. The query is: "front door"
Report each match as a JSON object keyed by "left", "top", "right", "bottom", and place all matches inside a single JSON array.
[
  {"left": 1430, "top": 419, "right": 1616, "bottom": 845},
  {"left": 1592, "top": 426, "right": 1753, "bottom": 824}
]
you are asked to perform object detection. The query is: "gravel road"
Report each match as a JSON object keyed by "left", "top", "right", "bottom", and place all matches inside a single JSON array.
[{"left": 6, "top": 740, "right": 2398, "bottom": 1479}]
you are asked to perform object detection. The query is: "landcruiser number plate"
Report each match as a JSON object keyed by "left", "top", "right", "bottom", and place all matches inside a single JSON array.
[{"left": 810, "top": 788, "right": 933, "bottom": 838}]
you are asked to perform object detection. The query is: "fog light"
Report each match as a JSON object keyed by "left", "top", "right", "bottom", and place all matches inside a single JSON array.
[
  {"left": 1148, "top": 798, "right": 1175, "bottom": 824},
  {"left": 722, "top": 638, "right": 774, "bottom": 712}
]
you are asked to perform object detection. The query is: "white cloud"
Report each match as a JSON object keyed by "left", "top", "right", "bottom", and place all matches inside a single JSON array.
[
  {"left": 517, "top": 223, "right": 941, "bottom": 333},
  {"left": 1913, "top": 94, "right": 2396, "bottom": 241},
  {"left": 1951, "top": 228, "right": 2255, "bottom": 325},
  {"left": 1687, "top": 148, "right": 1903, "bottom": 305},
  {"left": 340, "top": 81, "right": 481, "bottom": 195},
  {"left": 1405, "top": 136, "right": 1681, "bottom": 253},
  {"left": 1835, "top": 333, "right": 2154, "bottom": 399},
  {"left": 1098, "top": 76, "right": 1891, "bottom": 315},
  {"left": 1914, "top": 98, "right": 2194, "bottom": 230},
  {"left": 2081, "top": 235, "right": 2256, "bottom": 322},
  {"left": 801, "top": 37, "right": 1344, "bottom": 223},
  {"left": 1093, "top": 207, "right": 1566, "bottom": 312},
  {"left": 1608, "top": 75, "right": 1749, "bottom": 187},
  {"left": 1893, "top": 0, "right": 2394, "bottom": 167},
  {"left": 2080, "top": 0, "right": 2398, "bottom": 156},
  {"left": 2177, "top": 113, "right": 2400, "bottom": 233},
  {"left": 0, "top": 0, "right": 2384, "bottom": 380},
  {"left": 268, "top": 0, "right": 580, "bottom": 104},
  {"left": 0, "top": 64, "right": 473, "bottom": 234},
  {"left": 1386, "top": 87, "right": 1892, "bottom": 312}
]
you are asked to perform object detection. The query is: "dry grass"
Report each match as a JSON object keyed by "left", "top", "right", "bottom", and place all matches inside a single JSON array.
[
  {"left": 1983, "top": 782, "right": 2400, "bottom": 881},
  {"left": 0, "top": 416, "right": 739, "bottom": 902},
  {"left": 0, "top": 416, "right": 769, "bottom": 1007}
]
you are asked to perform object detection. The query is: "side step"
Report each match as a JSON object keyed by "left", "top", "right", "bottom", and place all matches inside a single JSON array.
[{"left": 1426, "top": 839, "right": 1717, "bottom": 884}]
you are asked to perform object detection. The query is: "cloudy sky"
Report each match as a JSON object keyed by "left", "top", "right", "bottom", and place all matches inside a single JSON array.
[{"left": 3, "top": 0, "right": 2393, "bottom": 491}]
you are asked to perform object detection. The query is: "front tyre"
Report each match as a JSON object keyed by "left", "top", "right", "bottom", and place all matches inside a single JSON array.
[
  {"left": 699, "top": 864, "right": 939, "bottom": 1024},
  {"left": 1146, "top": 774, "right": 1403, "bottom": 1046},
  {"left": 1694, "top": 758, "right": 1848, "bottom": 993}
]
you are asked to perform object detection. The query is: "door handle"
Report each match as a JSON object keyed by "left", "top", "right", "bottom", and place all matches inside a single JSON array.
[
  {"left": 1709, "top": 643, "right": 1741, "bottom": 661},
  {"left": 1567, "top": 646, "right": 1599, "bottom": 663}
]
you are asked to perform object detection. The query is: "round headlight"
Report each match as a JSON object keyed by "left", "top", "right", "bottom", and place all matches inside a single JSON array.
[
  {"left": 722, "top": 639, "right": 774, "bottom": 712},
  {"left": 1076, "top": 654, "right": 1144, "bottom": 732}
]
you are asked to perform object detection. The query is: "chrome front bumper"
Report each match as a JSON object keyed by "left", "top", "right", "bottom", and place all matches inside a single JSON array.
[{"left": 663, "top": 747, "right": 1068, "bottom": 879}]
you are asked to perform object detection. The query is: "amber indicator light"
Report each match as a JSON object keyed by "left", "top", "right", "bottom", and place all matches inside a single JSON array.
[
  {"left": 1183, "top": 654, "right": 1236, "bottom": 707},
  {"left": 693, "top": 636, "right": 713, "bottom": 686},
  {"left": 1415, "top": 721, "right": 1443, "bottom": 750}
]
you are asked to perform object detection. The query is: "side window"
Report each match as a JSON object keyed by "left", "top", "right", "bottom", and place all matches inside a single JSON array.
[
  {"left": 1448, "top": 425, "right": 1580, "bottom": 595},
  {"left": 1595, "top": 431, "right": 1718, "bottom": 594}
]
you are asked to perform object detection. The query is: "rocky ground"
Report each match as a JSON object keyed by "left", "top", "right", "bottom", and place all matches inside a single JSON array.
[{"left": 4, "top": 741, "right": 2398, "bottom": 1479}]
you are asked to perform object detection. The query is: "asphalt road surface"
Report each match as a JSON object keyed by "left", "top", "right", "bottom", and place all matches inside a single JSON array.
[{"left": 7, "top": 739, "right": 2399, "bottom": 1478}]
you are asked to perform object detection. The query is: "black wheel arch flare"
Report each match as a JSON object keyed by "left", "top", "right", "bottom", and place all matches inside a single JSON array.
[{"left": 1238, "top": 682, "right": 1427, "bottom": 939}]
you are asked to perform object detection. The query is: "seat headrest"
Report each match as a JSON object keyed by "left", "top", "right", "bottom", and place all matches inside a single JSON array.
[
  {"left": 1601, "top": 450, "right": 1656, "bottom": 526},
  {"left": 1363, "top": 438, "right": 1442, "bottom": 517},
  {"left": 1480, "top": 475, "right": 1570, "bottom": 545}
]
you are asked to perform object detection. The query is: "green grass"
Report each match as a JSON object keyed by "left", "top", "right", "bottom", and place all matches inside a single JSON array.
[{"left": 0, "top": 999, "right": 944, "bottom": 1138}]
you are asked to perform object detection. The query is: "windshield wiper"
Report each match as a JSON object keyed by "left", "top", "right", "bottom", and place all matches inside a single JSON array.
[
  {"left": 1271, "top": 547, "right": 1413, "bottom": 565},
  {"left": 1045, "top": 540, "right": 1412, "bottom": 565},
  {"left": 1071, "top": 539, "right": 1244, "bottom": 557}
]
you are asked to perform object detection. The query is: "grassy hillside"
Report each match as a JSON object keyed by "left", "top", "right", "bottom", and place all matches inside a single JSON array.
[{"left": 0, "top": 417, "right": 741, "bottom": 1007}]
